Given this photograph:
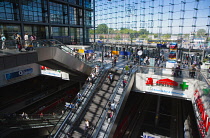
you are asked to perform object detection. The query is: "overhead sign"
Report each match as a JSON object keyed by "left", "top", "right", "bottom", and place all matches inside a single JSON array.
[
  {"left": 41, "top": 70, "right": 61, "bottom": 78},
  {"left": 143, "top": 132, "right": 160, "bottom": 138},
  {"left": 145, "top": 78, "right": 188, "bottom": 97},
  {"left": 85, "top": 50, "right": 94, "bottom": 53},
  {"left": 78, "top": 49, "right": 84, "bottom": 53},
  {"left": 5, "top": 68, "right": 33, "bottom": 80},
  {"left": 97, "top": 40, "right": 103, "bottom": 43}
]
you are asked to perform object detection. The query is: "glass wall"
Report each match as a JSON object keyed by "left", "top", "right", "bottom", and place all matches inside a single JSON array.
[
  {"left": 85, "top": 0, "right": 91, "bottom": 9},
  {"left": 51, "top": 27, "right": 68, "bottom": 37},
  {"left": 0, "top": 24, "right": 21, "bottom": 40},
  {"left": 0, "top": 0, "right": 94, "bottom": 44},
  {"left": 24, "top": 25, "right": 47, "bottom": 39},
  {"left": 0, "top": 1, "right": 20, "bottom": 21},
  {"left": 70, "top": 28, "right": 84, "bottom": 44},
  {"left": 69, "top": 6, "right": 77, "bottom": 25},
  {"left": 85, "top": 11, "right": 91, "bottom": 26},
  {"left": 22, "top": 0, "right": 47, "bottom": 23},
  {"left": 49, "top": 2, "right": 68, "bottom": 24},
  {"left": 70, "top": 0, "right": 83, "bottom": 6}
]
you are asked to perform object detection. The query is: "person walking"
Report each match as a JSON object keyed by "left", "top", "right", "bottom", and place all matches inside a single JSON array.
[
  {"left": 84, "top": 119, "right": 90, "bottom": 134},
  {"left": 108, "top": 73, "right": 113, "bottom": 83},
  {"left": 16, "top": 34, "right": 22, "bottom": 52},
  {"left": 107, "top": 110, "right": 113, "bottom": 122},
  {"left": 40, "top": 112, "right": 44, "bottom": 120},
  {"left": 123, "top": 79, "right": 127, "bottom": 88},
  {"left": 24, "top": 33, "right": 29, "bottom": 48},
  {"left": 110, "top": 101, "right": 117, "bottom": 112},
  {"left": 30, "top": 34, "right": 37, "bottom": 47},
  {"left": 1, "top": 34, "right": 6, "bottom": 50},
  {"left": 208, "top": 67, "right": 210, "bottom": 79},
  {"left": 125, "top": 64, "right": 130, "bottom": 75},
  {"left": 113, "top": 57, "right": 117, "bottom": 66},
  {"left": 77, "top": 93, "right": 82, "bottom": 99}
]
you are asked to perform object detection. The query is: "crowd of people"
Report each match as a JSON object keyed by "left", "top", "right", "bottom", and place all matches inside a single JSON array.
[{"left": 0, "top": 33, "right": 36, "bottom": 51}]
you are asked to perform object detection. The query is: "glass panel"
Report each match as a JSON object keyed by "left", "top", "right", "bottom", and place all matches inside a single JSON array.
[
  {"left": 0, "top": 24, "right": 21, "bottom": 40},
  {"left": 69, "top": 0, "right": 76, "bottom": 5},
  {"left": 49, "top": 2, "right": 68, "bottom": 24},
  {"left": 85, "top": 0, "right": 91, "bottom": 9},
  {"left": 22, "top": 0, "right": 48, "bottom": 23},
  {"left": 0, "top": 1, "right": 20, "bottom": 21},
  {"left": 24, "top": 25, "right": 47, "bottom": 39},
  {"left": 85, "top": 11, "right": 91, "bottom": 26},
  {"left": 69, "top": 6, "right": 77, "bottom": 25}
]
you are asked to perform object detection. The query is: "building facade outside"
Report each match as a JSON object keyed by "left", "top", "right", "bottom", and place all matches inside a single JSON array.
[{"left": 0, "top": 0, "right": 94, "bottom": 45}]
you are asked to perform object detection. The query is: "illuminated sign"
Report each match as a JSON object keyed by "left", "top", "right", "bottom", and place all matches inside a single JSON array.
[
  {"left": 156, "top": 78, "right": 178, "bottom": 87},
  {"left": 180, "top": 82, "right": 189, "bottom": 90},
  {"left": 146, "top": 78, "right": 188, "bottom": 91},
  {"left": 41, "top": 70, "right": 61, "bottom": 78},
  {"left": 194, "top": 90, "right": 210, "bottom": 137},
  {"left": 143, "top": 132, "right": 160, "bottom": 138},
  {"left": 5, "top": 68, "right": 33, "bottom": 80},
  {"left": 147, "top": 87, "right": 185, "bottom": 96}
]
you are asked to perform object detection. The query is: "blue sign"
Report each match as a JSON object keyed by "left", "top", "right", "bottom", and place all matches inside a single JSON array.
[
  {"left": 97, "top": 40, "right": 103, "bottom": 43},
  {"left": 120, "top": 51, "right": 131, "bottom": 55},
  {"left": 170, "top": 42, "right": 177, "bottom": 46},
  {"left": 85, "top": 50, "right": 94, "bottom": 53},
  {"left": 157, "top": 44, "right": 167, "bottom": 48},
  {"left": 5, "top": 68, "right": 33, "bottom": 80}
]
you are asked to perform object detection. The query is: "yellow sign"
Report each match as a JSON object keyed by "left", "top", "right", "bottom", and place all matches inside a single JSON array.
[
  {"left": 112, "top": 51, "right": 119, "bottom": 55},
  {"left": 78, "top": 49, "right": 84, "bottom": 53}
]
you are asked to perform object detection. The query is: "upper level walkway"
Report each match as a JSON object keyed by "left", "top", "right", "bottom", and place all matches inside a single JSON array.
[{"left": 0, "top": 39, "right": 92, "bottom": 81}]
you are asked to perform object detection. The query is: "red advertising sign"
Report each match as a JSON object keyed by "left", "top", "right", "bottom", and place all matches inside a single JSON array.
[{"left": 194, "top": 90, "right": 210, "bottom": 137}]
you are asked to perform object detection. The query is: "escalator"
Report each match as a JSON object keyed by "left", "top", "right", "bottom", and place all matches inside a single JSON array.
[
  {"left": 69, "top": 69, "right": 122, "bottom": 138},
  {"left": 51, "top": 68, "right": 124, "bottom": 138}
]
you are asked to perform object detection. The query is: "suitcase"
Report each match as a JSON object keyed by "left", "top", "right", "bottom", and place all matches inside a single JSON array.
[
  {"left": 25, "top": 43, "right": 34, "bottom": 51},
  {"left": 25, "top": 47, "right": 34, "bottom": 51}
]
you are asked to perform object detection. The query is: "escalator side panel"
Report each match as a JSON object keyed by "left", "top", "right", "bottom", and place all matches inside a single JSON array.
[
  {"left": 36, "top": 47, "right": 92, "bottom": 77},
  {"left": 109, "top": 74, "right": 135, "bottom": 138}
]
